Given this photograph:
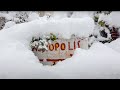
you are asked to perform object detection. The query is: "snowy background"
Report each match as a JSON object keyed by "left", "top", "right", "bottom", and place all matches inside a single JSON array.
[{"left": 0, "top": 11, "right": 120, "bottom": 79}]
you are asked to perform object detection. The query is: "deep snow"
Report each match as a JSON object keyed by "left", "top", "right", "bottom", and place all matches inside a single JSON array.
[{"left": 0, "top": 15, "right": 120, "bottom": 79}]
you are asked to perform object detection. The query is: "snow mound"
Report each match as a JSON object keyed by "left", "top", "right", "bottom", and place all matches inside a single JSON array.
[
  {"left": 3, "top": 21, "right": 16, "bottom": 29},
  {"left": 51, "top": 12, "right": 68, "bottom": 19},
  {"left": 28, "top": 13, "right": 40, "bottom": 21},
  {"left": 106, "top": 38, "right": 120, "bottom": 53},
  {"left": 71, "top": 11, "right": 94, "bottom": 18},
  {"left": 0, "top": 17, "right": 94, "bottom": 41},
  {"left": 50, "top": 42, "right": 120, "bottom": 79},
  {"left": 0, "top": 17, "right": 94, "bottom": 78},
  {"left": 0, "top": 17, "right": 120, "bottom": 79}
]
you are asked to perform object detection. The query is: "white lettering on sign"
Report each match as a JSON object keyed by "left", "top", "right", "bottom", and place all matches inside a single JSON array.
[{"left": 33, "top": 38, "right": 88, "bottom": 60}]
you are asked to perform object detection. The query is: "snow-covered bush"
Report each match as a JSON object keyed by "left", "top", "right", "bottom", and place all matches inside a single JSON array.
[
  {"left": 91, "top": 11, "right": 120, "bottom": 45},
  {"left": 0, "top": 11, "right": 40, "bottom": 30},
  {"left": 0, "top": 17, "right": 6, "bottom": 30},
  {"left": 30, "top": 33, "right": 58, "bottom": 52},
  {"left": 2, "top": 11, "right": 120, "bottom": 47}
]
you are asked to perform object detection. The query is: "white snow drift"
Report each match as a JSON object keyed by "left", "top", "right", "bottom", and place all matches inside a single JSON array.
[{"left": 0, "top": 16, "right": 120, "bottom": 79}]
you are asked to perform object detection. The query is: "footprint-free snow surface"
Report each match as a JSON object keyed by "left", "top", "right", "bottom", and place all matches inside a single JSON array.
[{"left": 0, "top": 17, "right": 120, "bottom": 79}]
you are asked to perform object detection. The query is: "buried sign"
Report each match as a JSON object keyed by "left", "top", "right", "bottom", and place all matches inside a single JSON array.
[{"left": 32, "top": 38, "right": 88, "bottom": 65}]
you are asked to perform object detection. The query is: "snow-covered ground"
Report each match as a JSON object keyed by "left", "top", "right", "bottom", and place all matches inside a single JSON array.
[
  {"left": 106, "top": 38, "right": 120, "bottom": 53},
  {"left": 49, "top": 42, "right": 120, "bottom": 79},
  {"left": 0, "top": 12, "right": 120, "bottom": 79}
]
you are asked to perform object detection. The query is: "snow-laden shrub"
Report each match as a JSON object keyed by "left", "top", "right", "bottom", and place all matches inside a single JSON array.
[
  {"left": 0, "top": 17, "right": 6, "bottom": 30},
  {"left": 0, "top": 11, "right": 40, "bottom": 30},
  {"left": 30, "top": 33, "right": 58, "bottom": 52},
  {"left": 91, "top": 11, "right": 120, "bottom": 45}
]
